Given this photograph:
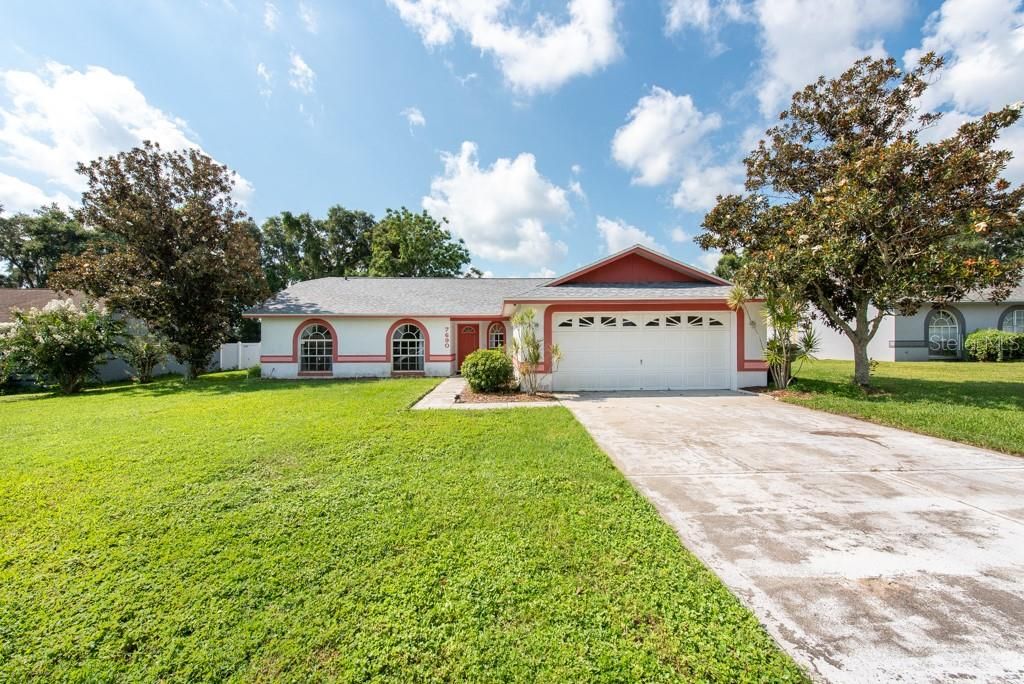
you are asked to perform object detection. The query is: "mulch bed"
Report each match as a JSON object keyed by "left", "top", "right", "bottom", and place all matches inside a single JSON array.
[{"left": 456, "top": 388, "right": 558, "bottom": 403}]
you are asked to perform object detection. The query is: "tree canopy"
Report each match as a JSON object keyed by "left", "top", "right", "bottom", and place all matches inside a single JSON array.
[
  {"left": 52, "top": 141, "right": 268, "bottom": 377},
  {"left": 697, "top": 54, "right": 1024, "bottom": 386},
  {"left": 260, "top": 205, "right": 376, "bottom": 292},
  {"left": 369, "top": 208, "right": 473, "bottom": 277},
  {"left": 0, "top": 205, "right": 91, "bottom": 288}
]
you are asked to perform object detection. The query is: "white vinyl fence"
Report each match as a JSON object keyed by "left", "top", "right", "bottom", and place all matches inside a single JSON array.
[{"left": 219, "top": 342, "right": 261, "bottom": 370}]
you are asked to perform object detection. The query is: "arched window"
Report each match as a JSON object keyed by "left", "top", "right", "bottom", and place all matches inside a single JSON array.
[
  {"left": 300, "top": 324, "right": 333, "bottom": 372},
  {"left": 1000, "top": 307, "right": 1024, "bottom": 333},
  {"left": 927, "top": 309, "right": 961, "bottom": 359},
  {"left": 487, "top": 322, "right": 505, "bottom": 349},
  {"left": 392, "top": 323, "right": 424, "bottom": 371}
]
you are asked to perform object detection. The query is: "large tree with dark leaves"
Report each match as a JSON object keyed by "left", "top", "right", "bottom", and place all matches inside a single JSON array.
[
  {"left": 369, "top": 207, "right": 473, "bottom": 277},
  {"left": 0, "top": 204, "right": 91, "bottom": 288},
  {"left": 260, "top": 205, "right": 376, "bottom": 292},
  {"left": 697, "top": 55, "right": 1024, "bottom": 386},
  {"left": 53, "top": 142, "right": 268, "bottom": 377}
]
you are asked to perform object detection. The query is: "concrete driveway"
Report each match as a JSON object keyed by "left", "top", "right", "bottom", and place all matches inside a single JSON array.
[{"left": 562, "top": 391, "right": 1024, "bottom": 683}]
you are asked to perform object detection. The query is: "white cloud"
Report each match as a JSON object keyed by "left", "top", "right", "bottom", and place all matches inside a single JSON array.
[
  {"left": 263, "top": 1, "right": 280, "bottom": 30},
  {"left": 256, "top": 62, "right": 273, "bottom": 97},
  {"left": 530, "top": 267, "right": 557, "bottom": 278},
  {"left": 568, "top": 179, "right": 586, "bottom": 200},
  {"left": 904, "top": 0, "right": 1024, "bottom": 183},
  {"left": 571, "top": 163, "right": 582, "bottom": 175},
  {"left": 612, "top": 86, "right": 722, "bottom": 186},
  {"left": 752, "top": 0, "right": 911, "bottom": 118},
  {"left": 611, "top": 86, "right": 742, "bottom": 211},
  {"left": 698, "top": 249, "right": 722, "bottom": 271},
  {"left": 386, "top": 0, "right": 622, "bottom": 94},
  {"left": 423, "top": 141, "right": 571, "bottom": 265},
  {"left": 288, "top": 52, "right": 315, "bottom": 94},
  {"left": 0, "top": 172, "right": 74, "bottom": 213},
  {"left": 0, "top": 62, "right": 253, "bottom": 210},
  {"left": 596, "top": 216, "right": 666, "bottom": 254},
  {"left": 299, "top": 1, "right": 318, "bottom": 33},
  {"left": 670, "top": 227, "right": 690, "bottom": 243},
  {"left": 672, "top": 162, "right": 744, "bottom": 211},
  {"left": 401, "top": 106, "right": 426, "bottom": 130},
  {"left": 906, "top": 0, "right": 1024, "bottom": 114}
]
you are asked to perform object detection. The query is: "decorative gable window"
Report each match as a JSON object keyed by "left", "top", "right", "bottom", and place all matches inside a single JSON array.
[
  {"left": 665, "top": 315, "right": 682, "bottom": 327},
  {"left": 557, "top": 318, "right": 574, "bottom": 328},
  {"left": 687, "top": 315, "right": 704, "bottom": 327},
  {"left": 620, "top": 316, "right": 638, "bottom": 327},
  {"left": 599, "top": 316, "right": 617, "bottom": 328},
  {"left": 578, "top": 316, "right": 594, "bottom": 328},
  {"left": 644, "top": 316, "right": 661, "bottom": 327},
  {"left": 708, "top": 316, "right": 725, "bottom": 327}
]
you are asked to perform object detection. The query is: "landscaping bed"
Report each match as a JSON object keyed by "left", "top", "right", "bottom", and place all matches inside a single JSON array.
[{"left": 456, "top": 387, "right": 558, "bottom": 403}]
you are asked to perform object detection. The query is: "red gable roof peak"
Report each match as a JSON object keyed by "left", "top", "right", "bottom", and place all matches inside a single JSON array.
[{"left": 547, "top": 244, "right": 731, "bottom": 287}]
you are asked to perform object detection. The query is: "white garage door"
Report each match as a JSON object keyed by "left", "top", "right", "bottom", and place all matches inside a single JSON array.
[{"left": 552, "top": 312, "right": 732, "bottom": 391}]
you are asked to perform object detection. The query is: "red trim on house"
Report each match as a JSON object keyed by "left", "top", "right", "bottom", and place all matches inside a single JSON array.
[
  {"left": 450, "top": 316, "right": 508, "bottom": 322},
  {"left": 385, "top": 318, "right": 451, "bottom": 363},
  {"left": 244, "top": 312, "right": 501, "bottom": 319},
  {"left": 537, "top": 301, "right": 767, "bottom": 374},
  {"left": 337, "top": 354, "right": 387, "bottom": 363},
  {"left": 546, "top": 245, "right": 731, "bottom": 287},
  {"left": 260, "top": 317, "right": 339, "bottom": 363},
  {"left": 736, "top": 308, "right": 770, "bottom": 372}
]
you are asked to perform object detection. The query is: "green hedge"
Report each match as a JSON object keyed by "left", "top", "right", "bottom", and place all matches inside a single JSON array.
[
  {"left": 964, "top": 328, "right": 1024, "bottom": 362},
  {"left": 460, "top": 348, "right": 515, "bottom": 392}
]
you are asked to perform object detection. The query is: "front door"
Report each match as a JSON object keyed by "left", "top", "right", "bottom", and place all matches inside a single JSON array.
[{"left": 457, "top": 324, "right": 479, "bottom": 372}]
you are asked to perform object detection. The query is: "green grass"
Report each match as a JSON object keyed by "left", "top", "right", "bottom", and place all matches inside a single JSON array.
[
  {"left": 783, "top": 359, "right": 1024, "bottom": 455},
  {"left": 0, "top": 373, "right": 804, "bottom": 683}
]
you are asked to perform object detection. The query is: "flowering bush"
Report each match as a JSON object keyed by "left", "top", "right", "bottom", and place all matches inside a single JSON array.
[{"left": 0, "top": 299, "right": 121, "bottom": 394}]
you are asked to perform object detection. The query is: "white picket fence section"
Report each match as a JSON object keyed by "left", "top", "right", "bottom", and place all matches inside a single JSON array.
[{"left": 219, "top": 342, "right": 261, "bottom": 370}]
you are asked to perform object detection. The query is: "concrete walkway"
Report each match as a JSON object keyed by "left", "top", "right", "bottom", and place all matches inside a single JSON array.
[
  {"left": 562, "top": 391, "right": 1024, "bottom": 683},
  {"left": 412, "top": 377, "right": 561, "bottom": 410}
]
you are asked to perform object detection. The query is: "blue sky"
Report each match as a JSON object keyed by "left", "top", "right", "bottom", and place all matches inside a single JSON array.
[{"left": 1, "top": 1, "right": 1022, "bottom": 277}]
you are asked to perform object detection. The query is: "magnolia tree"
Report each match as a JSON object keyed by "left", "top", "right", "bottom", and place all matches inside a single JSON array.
[
  {"left": 697, "top": 55, "right": 1024, "bottom": 387},
  {"left": 0, "top": 300, "right": 121, "bottom": 394},
  {"left": 508, "top": 308, "right": 561, "bottom": 395},
  {"left": 53, "top": 142, "right": 268, "bottom": 378}
]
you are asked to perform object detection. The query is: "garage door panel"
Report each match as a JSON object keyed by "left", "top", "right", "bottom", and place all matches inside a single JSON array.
[{"left": 552, "top": 311, "right": 732, "bottom": 391}]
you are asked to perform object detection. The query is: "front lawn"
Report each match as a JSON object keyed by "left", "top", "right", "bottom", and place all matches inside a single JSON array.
[
  {"left": 0, "top": 374, "right": 803, "bottom": 682},
  {"left": 783, "top": 360, "right": 1024, "bottom": 455}
]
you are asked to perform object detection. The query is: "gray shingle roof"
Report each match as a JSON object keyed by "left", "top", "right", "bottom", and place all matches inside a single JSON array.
[
  {"left": 247, "top": 277, "right": 549, "bottom": 316},
  {"left": 962, "top": 283, "right": 1024, "bottom": 303},
  {"left": 506, "top": 282, "right": 735, "bottom": 301},
  {"left": 0, "top": 289, "right": 91, "bottom": 323},
  {"left": 247, "top": 278, "right": 736, "bottom": 317}
]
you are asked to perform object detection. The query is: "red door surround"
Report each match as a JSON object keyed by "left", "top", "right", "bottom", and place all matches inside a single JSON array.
[{"left": 457, "top": 324, "right": 479, "bottom": 372}]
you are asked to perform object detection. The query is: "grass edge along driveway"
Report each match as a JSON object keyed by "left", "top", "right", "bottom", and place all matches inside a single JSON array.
[
  {"left": 0, "top": 373, "right": 806, "bottom": 683},
  {"left": 780, "top": 359, "right": 1024, "bottom": 456}
]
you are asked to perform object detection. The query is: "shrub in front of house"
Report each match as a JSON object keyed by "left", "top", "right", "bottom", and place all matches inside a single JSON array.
[
  {"left": 0, "top": 300, "right": 121, "bottom": 394},
  {"left": 246, "top": 363, "right": 261, "bottom": 379},
  {"left": 964, "top": 329, "right": 1024, "bottom": 362},
  {"left": 460, "top": 348, "right": 515, "bottom": 392},
  {"left": 121, "top": 324, "right": 168, "bottom": 383}
]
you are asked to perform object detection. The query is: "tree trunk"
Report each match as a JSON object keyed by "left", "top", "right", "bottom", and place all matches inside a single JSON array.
[{"left": 852, "top": 338, "right": 871, "bottom": 387}]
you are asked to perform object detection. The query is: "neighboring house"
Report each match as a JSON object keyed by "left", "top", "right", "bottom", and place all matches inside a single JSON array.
[
  {"left": 0, "top": 288, "right": 188, "bottom": 381},
  {"left": 245, "top": 245, "right": 770, "bottom": 390},
  {"left": 813, "top": 284, "right": 1024, "bottom": 362}
]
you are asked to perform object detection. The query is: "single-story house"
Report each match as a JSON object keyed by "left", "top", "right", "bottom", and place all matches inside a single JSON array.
[
  {"left": 245, "top": 245, "right": 769, "bottom": 390},
  {"left": 813, "top": 284, "right": 1024, "bottom": 361}
]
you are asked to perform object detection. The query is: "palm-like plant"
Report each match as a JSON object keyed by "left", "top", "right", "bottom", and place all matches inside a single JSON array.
[{"left": 729, "top": 284, "right": 819, "bottom": 390}]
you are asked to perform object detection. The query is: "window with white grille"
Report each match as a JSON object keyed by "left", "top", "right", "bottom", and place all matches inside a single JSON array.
[
  {"left": 300, "top": 324, "right": 332, "bottom": 372},
  {"left": 392, "top": 323, "right": 425, "bottom": 371}
]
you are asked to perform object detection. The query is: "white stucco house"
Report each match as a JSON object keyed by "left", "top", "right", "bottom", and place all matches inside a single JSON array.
[
  {"left": 245, "top": 245, "right": 770, "bottom": 390},
  {"left": 812, "top": 284, "right": 1024, "bottom": 362}
]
